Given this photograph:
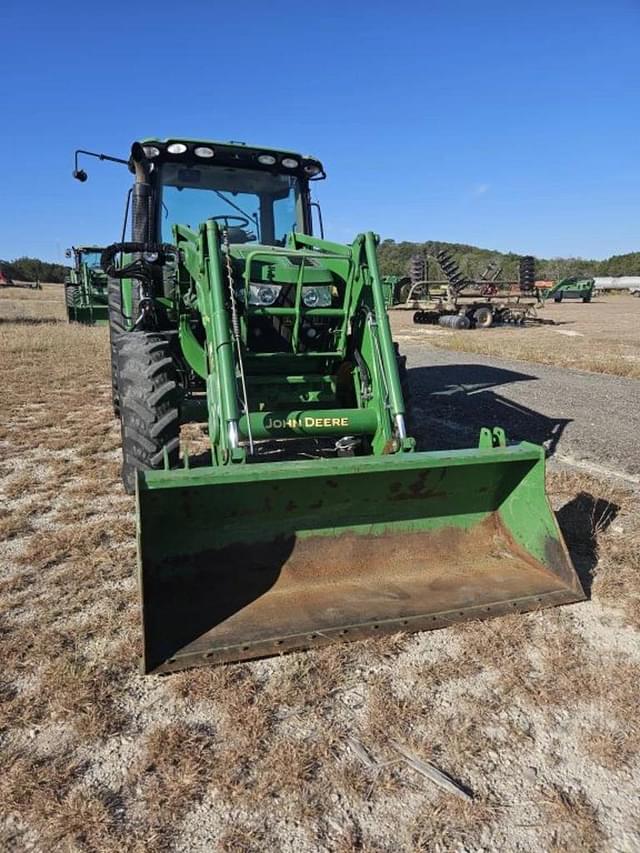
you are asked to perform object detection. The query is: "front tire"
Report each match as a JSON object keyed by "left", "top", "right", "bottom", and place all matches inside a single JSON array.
[
  {"left": 65, "top": 284, "right": 82, "bottom": 308},
  {"left": 117, "top": 333, "right": 180, "bottom": 495},
  {"left": 394, "top": 342, "right": 416, "bottom": 444},
  {"left": 107, "top": 277, "right": 127, "bottom": 418}
]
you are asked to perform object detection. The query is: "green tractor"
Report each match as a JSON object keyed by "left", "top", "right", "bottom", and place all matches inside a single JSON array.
[
  {"left": 74, "top": 137, "right": 583, "bottom": 674},
  {"left": 64, "top": 246, "right": 109, "bottom": 324},
  {"left": 543, "top": 276, "right": 594, "bottom": 303}
]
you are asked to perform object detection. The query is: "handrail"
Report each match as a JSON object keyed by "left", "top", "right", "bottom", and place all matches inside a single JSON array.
[{"left": 240, "top": 247, "right": 353, "bottom": 356}]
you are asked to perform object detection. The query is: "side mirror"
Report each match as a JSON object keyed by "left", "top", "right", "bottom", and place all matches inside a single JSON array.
[
  {"left": 310, "top": 201, "right": 325, "bottom": 239},
  {"left": 72, "top": 149, "right": 128, "bottom": 183}
]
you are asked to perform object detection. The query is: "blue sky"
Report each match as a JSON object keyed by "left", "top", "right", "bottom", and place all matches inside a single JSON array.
[{"left": 2, "top": 0, "right": 639, "bottom": 262}]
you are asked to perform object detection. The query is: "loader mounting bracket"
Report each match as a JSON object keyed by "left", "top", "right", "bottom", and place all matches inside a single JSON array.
[{"left": 478, "top": 426, "right": 507, "bottom": 448}]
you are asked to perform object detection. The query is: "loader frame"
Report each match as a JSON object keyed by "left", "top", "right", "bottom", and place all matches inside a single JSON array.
[{"left": 169, "top": 223, "right": 411, "bottom": 462}]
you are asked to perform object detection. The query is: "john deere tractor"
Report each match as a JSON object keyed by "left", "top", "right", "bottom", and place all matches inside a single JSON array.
[
  {"left": 64, "top": 246, "right": 109, "bottom": 324},
  {"left": 74, "top": 137, "right": 583, "bottom": 674}
]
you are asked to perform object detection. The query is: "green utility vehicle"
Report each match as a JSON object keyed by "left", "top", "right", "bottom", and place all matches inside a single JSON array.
[
  {"left": 74, "top": 138, "right": 583, "bottom": 673},
  {"left": 64, "top": 246, "right": 109, "bottom": 324},
  {"left": 544, "top": 276, "right": 594, "bottom": 303}
]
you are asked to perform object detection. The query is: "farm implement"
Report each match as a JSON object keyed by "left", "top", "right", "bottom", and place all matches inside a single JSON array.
[
  {"left": 389, "top": 251, "right": 549, "bottom": 328},
  {"left": 73, "top": 137, "right": 584, "bottom": 673},
  {"left": 0, "top": 268, "right": 41, "bottom": 290},
  {"left": 64, "top": 246, "right": 109, "bottom": 324}
]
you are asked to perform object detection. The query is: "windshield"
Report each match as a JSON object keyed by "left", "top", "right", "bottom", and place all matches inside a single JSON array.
[
  {"left": 81, "top": 252, "right": 102, "bottom": 268},
  {"left": 159, "top": 164, "right": 304, "bottom": 246}
]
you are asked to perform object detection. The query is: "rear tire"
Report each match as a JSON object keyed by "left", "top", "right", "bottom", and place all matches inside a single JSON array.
[
  {"left": 117, "top": 333, "right": 180, "bottom": 495},
  {"left": 399, "top": 283, "right": 412, "bottom": 304}
]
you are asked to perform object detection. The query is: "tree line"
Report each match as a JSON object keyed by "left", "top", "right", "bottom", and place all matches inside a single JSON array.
[
  {"left": 2, "top": 243, "right": 639, "bottom": 285},
  {"left": 377, "top": 239, "right": 640, "bottom": 281},
  {"left": 0, "top": 257, "right": 67, "bottom": 284}
]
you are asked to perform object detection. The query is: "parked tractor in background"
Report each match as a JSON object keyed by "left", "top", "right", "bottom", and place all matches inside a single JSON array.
[
  {"left": 64, "top": 246, "right": 109, "bottom": 324},
  {"left": 543, "top": 276, "right": 594, "bottom": 303},
  {"left": 73, "top": 137, "right": 583, "bottom": 674},
  {"left": 381, "top": 273, "right": 410, "bottom": 308}
]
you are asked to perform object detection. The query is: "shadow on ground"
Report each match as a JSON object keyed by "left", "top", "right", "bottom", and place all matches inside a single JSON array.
[
  {"left": 0, "top": 316, "right": 64, "bottom": 325},
  {"left": 408, "top": 363, "right": 571, "bottom": 456},
  {"left": 556, "top": 492, "right": 620, "bottom": 595},
  {"left": 407, "top": 363, "right": 622, "bottom": 598}
]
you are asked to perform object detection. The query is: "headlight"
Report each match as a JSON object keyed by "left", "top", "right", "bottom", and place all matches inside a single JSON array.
[
  {"left": 281, "top": 157, "right": 299, "bottom": 169},
  {"left": 167, "top": 142, "right": 188, "bottom": 154},
  {"left": 143, "top": 146, "right": 160, "bottom": 158},
  {"left": 143, "top": 252, "right": 159, "bottom": 263},
  {"left": 304, "top": 162, "right": 322, "bottom": 176},
  {"left": 257, "top": 153, "right": 277, "bottom": 166},
  {"left": 302, "top": 286, "right": 332, "bottom": 308},
  {"left": 194, "top": 146, "right": 215, "bottom": 158},
  {"left": 249, "top": 284, "right": 281, "bottom": 306}
]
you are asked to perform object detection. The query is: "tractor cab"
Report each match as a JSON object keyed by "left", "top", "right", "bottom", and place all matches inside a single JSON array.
[
  {"left": 132, "top": 139, "right": 341, "bottom": 359},
  {"left": 136, "top": 138, "right": 325, "bottom": 247},
  {"left": 68, "top": 246, "right": 104, "bottom": 271}
]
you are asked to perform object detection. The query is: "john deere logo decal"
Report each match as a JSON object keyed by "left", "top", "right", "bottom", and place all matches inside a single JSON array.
[{"left": 265, "top": 416, "right": 350, "bottom": 430}]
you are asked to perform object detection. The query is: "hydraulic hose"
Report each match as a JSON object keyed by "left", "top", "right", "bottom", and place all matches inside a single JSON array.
[{"left": 100, "top": 242, "right": 176, "bottom": 279}]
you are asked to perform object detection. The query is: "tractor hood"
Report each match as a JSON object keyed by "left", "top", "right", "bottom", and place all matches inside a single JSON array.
[{"left": 228, "top": 242, "right": 339, "bottom": 286}]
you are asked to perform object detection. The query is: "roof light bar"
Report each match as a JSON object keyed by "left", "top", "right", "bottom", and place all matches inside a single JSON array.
[{"left": 167, "top": 143, "right": 187, "bottom": 154}]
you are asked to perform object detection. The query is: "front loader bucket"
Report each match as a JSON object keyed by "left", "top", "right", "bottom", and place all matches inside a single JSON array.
[{"left": 136, "top": 443, "right": 584, "bottom": 674}]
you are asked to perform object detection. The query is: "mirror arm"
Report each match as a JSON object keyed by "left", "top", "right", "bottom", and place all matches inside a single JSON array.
[{"left": 73, "top": 149, "right": 129, "bottom": 181}]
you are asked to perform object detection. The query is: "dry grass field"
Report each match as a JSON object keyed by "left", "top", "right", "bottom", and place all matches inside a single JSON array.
[
  {"left": 1, "top": 286, "right": 639, "bottom": 852},
  {"left": 390, "top": 294, "right": 640, "bottom": 379}
]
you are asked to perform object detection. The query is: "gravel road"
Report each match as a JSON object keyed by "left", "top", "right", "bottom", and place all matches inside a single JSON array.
[{"left": 400, "top": 343, "right": 640, "bottom": 481}]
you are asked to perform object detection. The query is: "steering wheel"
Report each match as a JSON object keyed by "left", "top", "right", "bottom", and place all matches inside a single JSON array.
[{"left": 208, "top": 215, "right": 250, "bottom": 229}]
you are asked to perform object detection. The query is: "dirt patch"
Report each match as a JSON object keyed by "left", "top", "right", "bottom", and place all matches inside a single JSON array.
[
  {"left": 1, "top": 288, "right": 639, "bottom": 851},
  {"left": 390, "top": 294, "right": 640, "bottom": 378}
]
